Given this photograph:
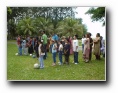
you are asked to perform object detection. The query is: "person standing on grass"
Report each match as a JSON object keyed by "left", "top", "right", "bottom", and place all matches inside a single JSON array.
[
  {"left": 93, "top": 33, "right": 101, "bottom": 60},
  {"left": 34, "top": 37, "right": 39, "bottom": 58},
  {"left": 68, "top": 36, "right": 73, "bottom": 55},
  {"left": 41, "top": 31, "right": 48, "bottom": 60},
  {"left": 22, "top": 37, "right": 26, "bottom": 55},
  {"left": 83, "top": 33, "right": 90, "bottom": 62},
  {"left": 63, "top": 38, "right": 70, "bottom": 65},
  {"left": 38, "top": 40, "right": 45, "bottom": 69},
  {"left": 100, "top": 36, "right": 105, "bottom": 57},
  {"left": 52, "top": 40, "right": 57, "bottom": 66},
  {"left": 81, "top": 35, "right": 86, "bottom": 53},
  {"left": 49, "top": 35, "right": 53, "bottom": 53},
  {"left": 58, "top": 41, "right": 63, "bottom": 65},
  {"left": 18, "top": 36, "right": 22, "bottom": 55},
  {"left": 28, "top": 37, "right": 34, "bottom": 55},
  {"left": 89, "top": 33, "right": 93, "bottom": 61},
  {"left": 72, "top": 35, "right": 79, "bottom": 64}
]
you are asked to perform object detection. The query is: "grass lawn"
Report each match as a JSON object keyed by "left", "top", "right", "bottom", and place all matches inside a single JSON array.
[{"left": 7, "top": 40, "right": 105, "bottom": 80}]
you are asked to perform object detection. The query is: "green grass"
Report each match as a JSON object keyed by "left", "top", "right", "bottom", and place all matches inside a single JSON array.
[{"left": 7, "top": 40, "right": 105, "bottom": 80}]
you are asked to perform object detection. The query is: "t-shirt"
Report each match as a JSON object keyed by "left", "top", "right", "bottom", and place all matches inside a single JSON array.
[
  {"left": 38, "top": 44, "right": 45, "bottom": 56},
  {"left": 64, "top": 43, "right": 70, "bottom": 55},
  {"left": 82, "top": 38, "right": 86, "bottom": 44},
  {"left": 73, "top": 39, "right": 79, "bottom": 52},
  {"left": 58, "top": 44, "right": 63, "bottom": 51},
  {"left": 52, "top": 43, "right": 57, "bottom": 53},
  {"left": 42, "top": 34, "right": 47, "bottom": 44}
]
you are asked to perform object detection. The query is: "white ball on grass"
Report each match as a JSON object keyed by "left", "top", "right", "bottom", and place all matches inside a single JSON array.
[
  {"left": 30, "top": 54, "right": 32, "bottom": 56},
  {"left": 15, "top": 53, "right": 18, "bottom": 56},
  {"left": 34, "top": 63, "right": 39, "bottom": 69}
]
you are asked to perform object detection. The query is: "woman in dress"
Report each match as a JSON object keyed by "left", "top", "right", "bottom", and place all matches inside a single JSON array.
[
  {"left": 83, "top": 33, "right": 90, "bottom": 62},
  {"left": 93, "top": 33, "right": 101, "bottom": 60}
]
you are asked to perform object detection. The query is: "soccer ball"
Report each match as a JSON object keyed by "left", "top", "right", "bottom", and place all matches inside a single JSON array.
[
  {"left": 15, "top": 53, "right": 18, "bottom": 56},
  {"left": 30, "top": 54, "right": 32, "bottom": 56},
  {"left": 32, "top": 55, "right": 36, "bottom": 58},
  {"left": 34, "top": 63, "right": 39, "bottom": 69}
]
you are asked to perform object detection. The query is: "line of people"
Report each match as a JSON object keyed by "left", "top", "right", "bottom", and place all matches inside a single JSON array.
[{"left": 16, "top": 31, "right": 105, "bottom": 69}]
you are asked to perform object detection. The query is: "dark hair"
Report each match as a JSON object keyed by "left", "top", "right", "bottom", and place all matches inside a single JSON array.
[
  {"left": 89, "top": 33, "right": 92, "bottom": 36},
  {"left": 74, "top": 35, "right": 78, "bottom": 38},
  {"left": 65, "top": 38, "right": 69, "bottom": 42},
  {"left": 86, "top": 33, "right": 90, "bottom": 38},
  {"left": 43, "top": 31, "right": 45, "bottom": 33},
  {"left": 58, "top": 40, "right": 62, "bottom": 44},
  {"left": 97, "top": 33, "right": 100, "bottom": 37},
  {"left": 38, "top": 40, "right": 42, "bottom": 43}
]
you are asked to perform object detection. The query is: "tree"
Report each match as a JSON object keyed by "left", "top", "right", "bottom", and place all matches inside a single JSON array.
[
  {"left": 56, "top": 18, "right": 84, "bottom": 37},
  {"left": 85, "top": 7, "right": 105, "bottom": 26},
  {"left": 34, "top": 17, "right": 54, "bottom": 36},
  {"left": 16, "top": 17, "right": 36, "bottom": 36}
]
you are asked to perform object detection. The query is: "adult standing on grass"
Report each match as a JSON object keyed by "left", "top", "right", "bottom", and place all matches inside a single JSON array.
[
  {"left": 38, "top": 40, "right": 45, "bottom": 69},
  {"left": 89, "top": 33, "right": 93, "bottom": 61},
  {"left": 28, "top": 37, "right": 34, "bottom": 55},
  {"left": 81, "top": 35, "right": 86, "bottom": 53},
  {"left": 52, "top": 40, "right": 57, "bottom": 66},
  {"left": 41, "top": 31, "right": 48, "bottom": 60},
  {"left": 93, "top": 33, "right": 101, "bottom": 60},
  {"left": 64, "top": 38, "right": 70, "bottom": 65},
  {"left": 83, "top": 33, "right": 90, "bottom": 62},
  {"left": 73, "top": 35, "right": 79, "bottom": 64}
]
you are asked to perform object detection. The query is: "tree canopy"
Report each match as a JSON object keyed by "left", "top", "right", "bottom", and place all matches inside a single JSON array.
[
  {"left": 7, "top": 7, "right": 87, "bottom": 39},
  {"left": 85, "top": 7, "right": 105, "bottom": 26}
]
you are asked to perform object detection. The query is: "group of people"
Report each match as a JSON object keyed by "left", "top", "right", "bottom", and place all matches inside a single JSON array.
[{"left": 16, "top": 31, "right": 105, "bottom": 69}]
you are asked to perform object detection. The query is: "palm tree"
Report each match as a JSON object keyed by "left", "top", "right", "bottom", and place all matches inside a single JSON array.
[
  {"left": 34, "top": 17, "right": 54, "bottom": 36},
  {"left": 56, "top": 18, "right": 84, "bottom": 37},
  {"left": 16, "top": 17, "right": 36, "bottom": 36}
]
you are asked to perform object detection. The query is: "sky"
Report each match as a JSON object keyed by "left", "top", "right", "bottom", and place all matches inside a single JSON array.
[{"left": 75, "top": 7, "right": 106, "bottom": 39}]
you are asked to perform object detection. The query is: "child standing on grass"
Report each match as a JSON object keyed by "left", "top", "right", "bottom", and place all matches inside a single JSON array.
[
  {"left": 38, "top": 40, "right": 45, "bottom": 69},
  {"left": 73, "top": 35, "right": 79, "bottom": 64},
  {"left": 58, "top": 41, "right": 63, "bottom": 65},
  {"left": 64, "top": 38, "right": 70, "bottom": 65},
  {"left": 52, "top": 40, "right": 57, "bottom": 66}
]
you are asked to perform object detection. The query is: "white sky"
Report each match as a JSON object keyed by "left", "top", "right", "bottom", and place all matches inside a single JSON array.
[{"left": 75, "top": 7, "right": 106, "bottom": 39}]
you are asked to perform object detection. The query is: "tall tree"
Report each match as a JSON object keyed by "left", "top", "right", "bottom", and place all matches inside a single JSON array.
[{"left": 85, "top": 7, "right": 105, "bottom": 26}]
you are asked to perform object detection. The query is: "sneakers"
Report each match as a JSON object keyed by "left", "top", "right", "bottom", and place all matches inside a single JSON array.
[{"left": 74, "top": 63, "right": 78, "bottom": 64}]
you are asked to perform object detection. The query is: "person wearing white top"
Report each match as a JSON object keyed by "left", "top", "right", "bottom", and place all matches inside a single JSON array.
[
  {"left": 81, "top": 35, "right": 86, "bottom": 53},
  {"left": 38, "top": 40, "right": 45, "bottom": 69},
  {"left": 73, "top": 35, "right": 79, "bottom": 64},
  {"left": 52, "top": 40, "right": 57, "bottom": 66},
  {"left": 58, "top": 41, "right": 63, "bottom": 65}
]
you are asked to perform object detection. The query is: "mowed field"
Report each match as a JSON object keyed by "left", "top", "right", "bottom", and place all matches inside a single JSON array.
[{"left": 7, "top": 40, "right": 105, "bottom": 81}]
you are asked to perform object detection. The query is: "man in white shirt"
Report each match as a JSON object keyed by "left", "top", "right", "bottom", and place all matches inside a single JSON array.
[{"left": 73, "top": 35, "right": 79, "bottom": 64}]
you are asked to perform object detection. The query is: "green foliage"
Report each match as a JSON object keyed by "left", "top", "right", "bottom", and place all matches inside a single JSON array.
[
  {"left": 56, "top": 18, "right": 85, "bottom": 37},
  {"left": 85, "top": 7, "right": 105, "bottom": 26},
  {"left": 7, "top": 7, "right": 87, "bottom": 38},
  {"left": 16, "top": 17, "right": 36, "bottom": 35}
]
